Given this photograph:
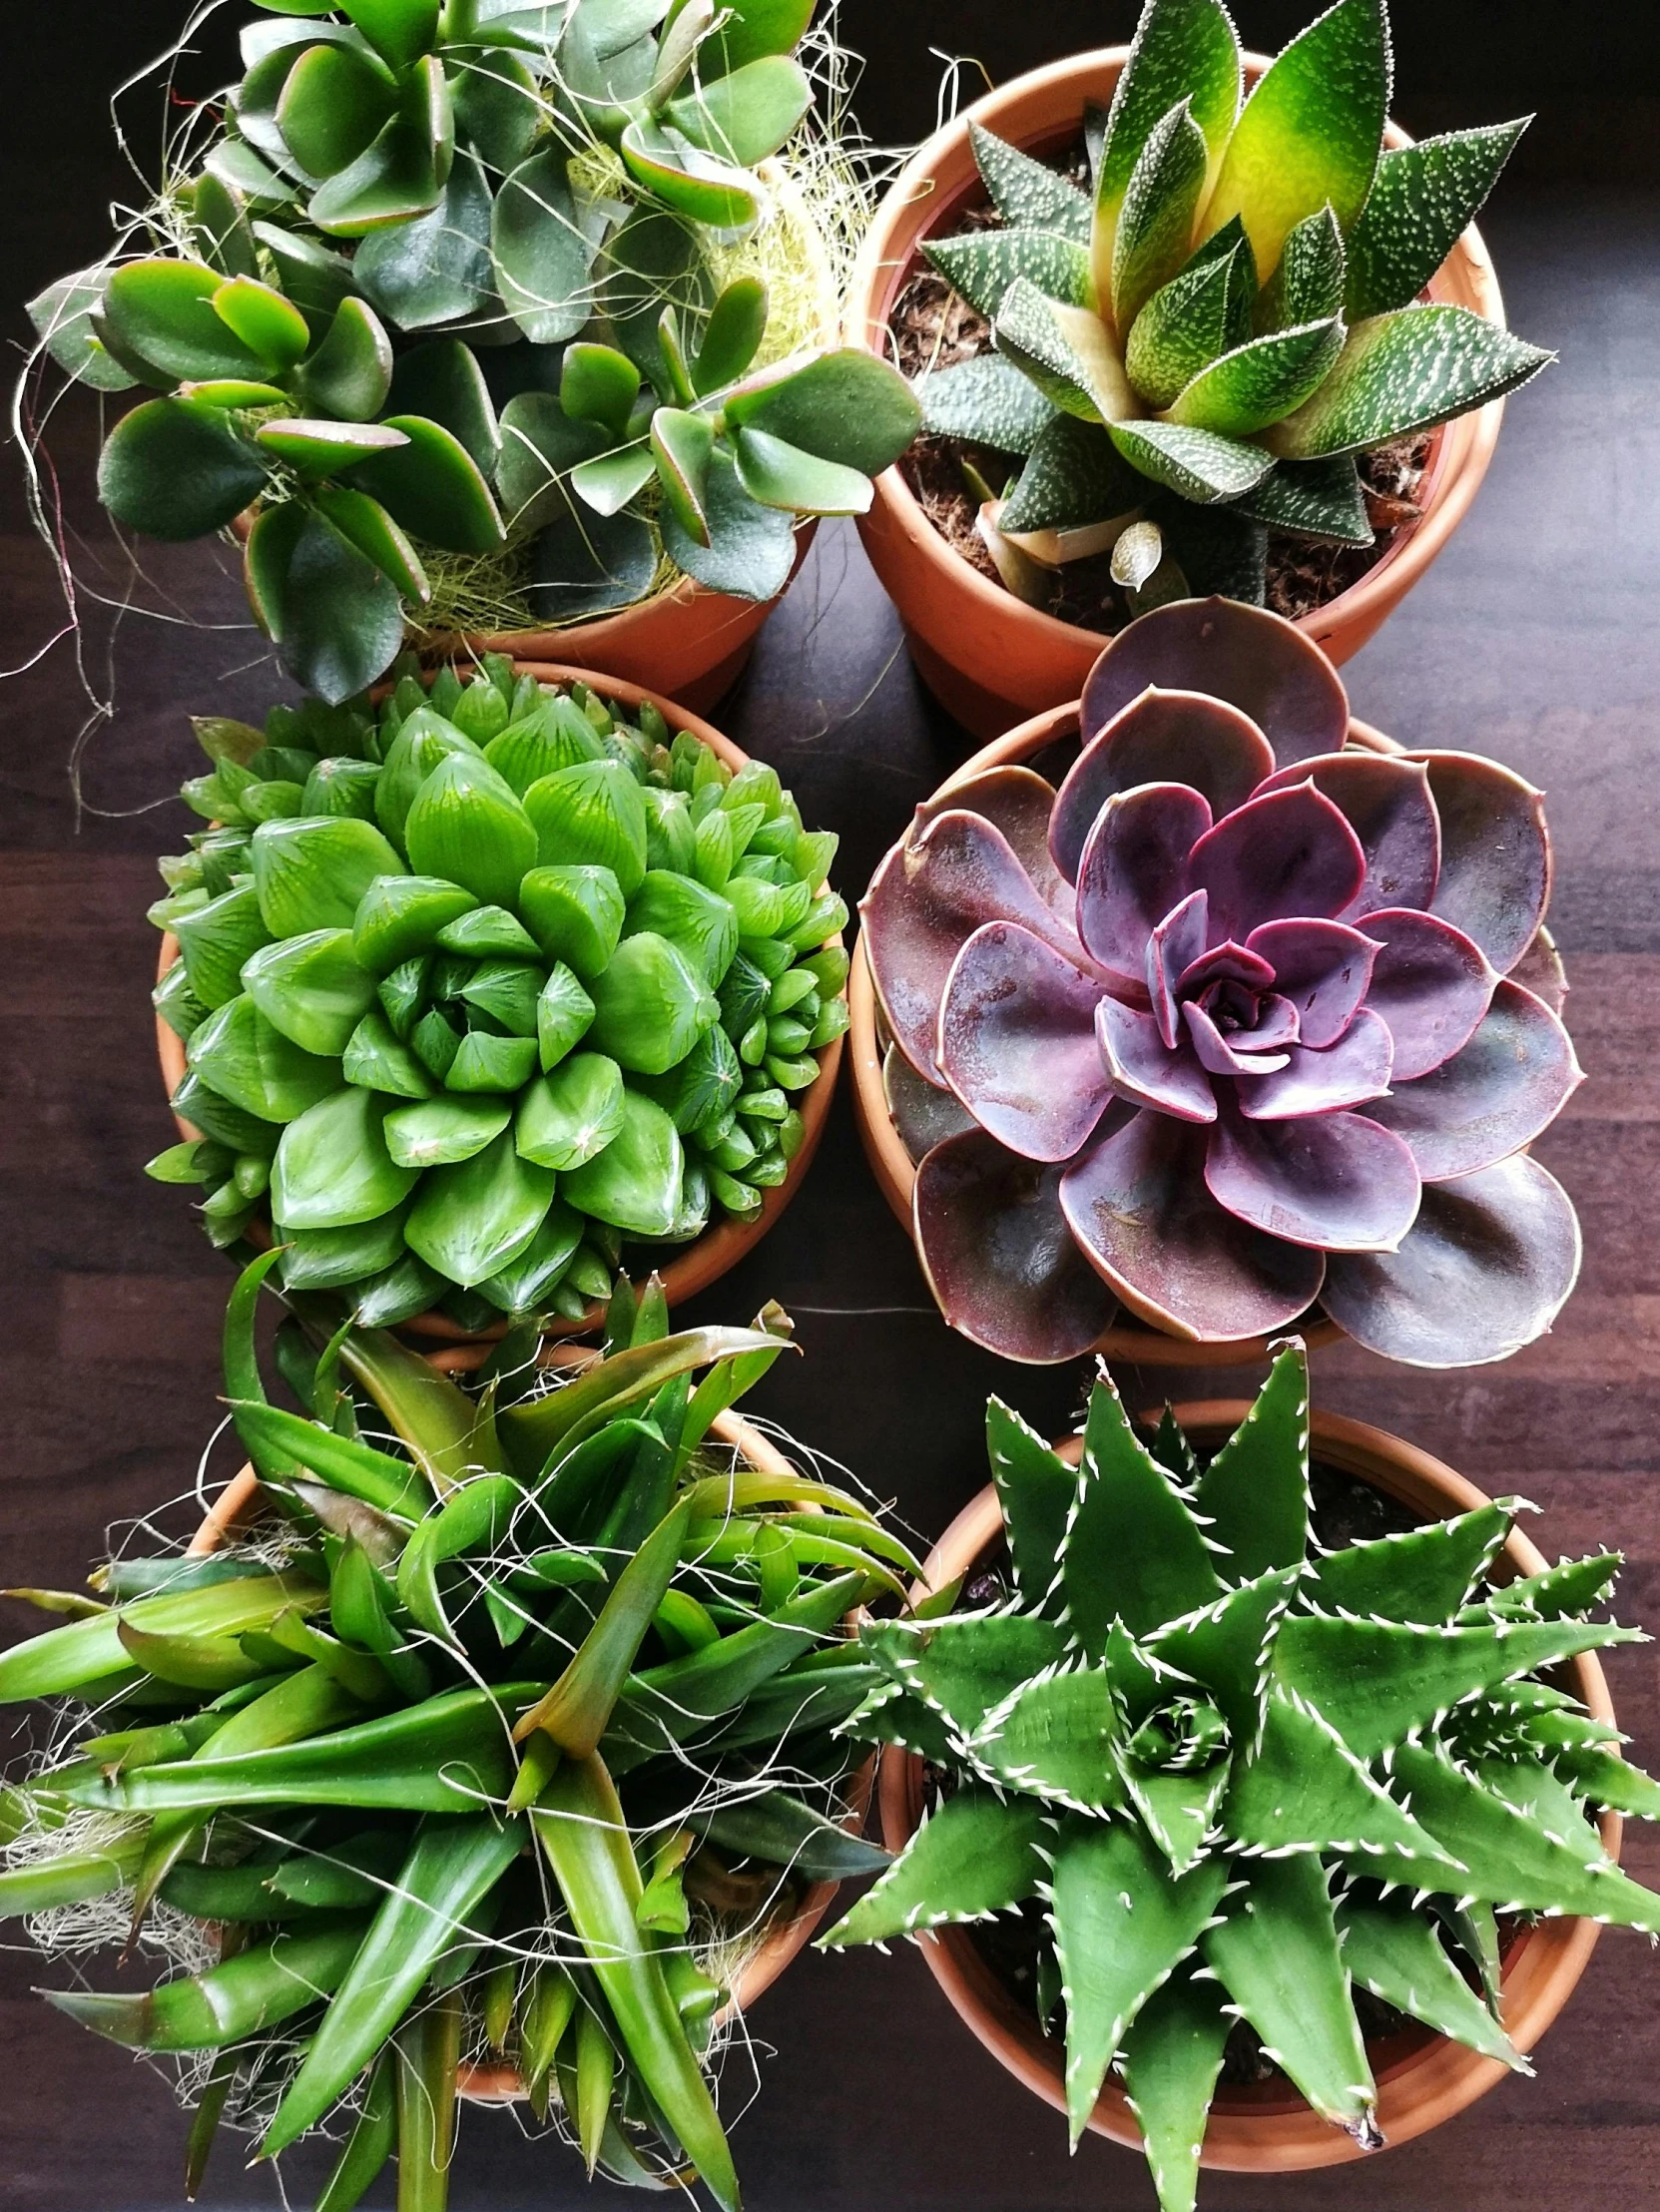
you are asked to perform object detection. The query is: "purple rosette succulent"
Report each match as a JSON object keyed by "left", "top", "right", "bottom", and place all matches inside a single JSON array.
[{"left": 863, "top": 600, "right": 1583, "bottom": 1367}]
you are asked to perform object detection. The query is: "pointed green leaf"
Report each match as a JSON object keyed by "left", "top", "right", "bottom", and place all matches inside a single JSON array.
[
  {"left": 916, "top": 354, "right": 1057, "bottom": 457},
  {"left": 405, "top": 1126, "right": 555, "bottom": 1285},
  {"left": 173, "top": 882, "right": 273, "bottom": 1009},
  {"left": 921, "top": 228, "right": 1093, "bottom": 322},
  {"left": 1228, "top": 453, "right": 1372, "bottom": 543},
  {"left": 272, "top": 1084, "right": 418, "bottom": 1228},
  {"left": 254, "top": 814, "right": 403, "bottom": 935},
  {"left": 1119, "top": 1967, "right": 1233, "bottom": 2212},
  {"left": 98, "top": 397, "right": 268, "bottom": 540},
  {"left": 1096, "top": 0, "right": 1241, "bottom": 250},
  {"left": 1305, "top": 1502, "right": 1511, "bottom": 1623},
  {"left": 1187, "top": 1347, "right": 1309, "bottom": 1580},
  {"left": 994, "top": 279, "right": 1135, "bottom": 423},
  {"left": 1119, "top": 1750, "right": 1231, "bottom": 1876},
  {"left": 48, "top": 1924, "right": 369, "bottom": 2054},
  {"left": 384, "top": 1093, "right": 511, "bottom": 1166},
  {"left": 1464, "top": 1551, "right": 1622, "bottom": 1624},
  {"left": 1050, "top": 1816, "right": 1228, "bottom": 2142},
  {"left": 1144, "top": 1564, "right": 1300, "bottom": 1753},
  {"left": 859, "top": 1611, "right": 1068, "bottom": 1743},
  {"left": 1346, "top": 122, "right": 1528, "bottom": 320},
  {"left": 999, "top": 411, "right": 1147, "bottom": 534},
  {"left": 1556, "top": 1747, "right": 1660, "bottom": 1824},
  {"left": 560, "top": 1089, "right": 683, "bottom": 1236},
  {"left": 1256, "top": 204, "right": 1347, "bottom": 331},
  {"left": 1126, "top": 248, "right": 1244, "bottom": 408},
  {"left": 969, "top": 120, "right": 1091, "bottom": 242},
  {"left": 1274, "top": 1612, "right": 1642, "bottom": 1760},
  {"left": 223, "top": 1400, "right": 428, "bottom": 1517},
  {"left": 1203, "top": 0, "right": 1390, "bottom": 276},
  {"left": 817, "top": 1789, "right": 1048, "bottom": 1946},
  {"left": 1063, "top": 1370, "right": 1222, "bottom": 1649},
  {"left": 1337, "top": 1895, "right": 1525, "bottom": 2067},
  {"left": 1268, "top": 302, "right": 1553, "bottom": 458},
  {"left": 1113, "top": 98, "right": 1211, "bottom": 332},
  {"left": 520, "top": 863, "right": 627, "bottom": 979},
  {"left": 0, "top": 1573, "right": 324, "bottom": 1704},
  {"left": 1224, "top": 1685, "right": 1461, "bottom": 1871},
  {"left": 986, "top": 1397, "right": 1074, "bottom": 1614},
  {"left": 1200, "top": 1851, "right": 1375, "bottom": 2131},
  {"left": 1167, "top": 315, "right": 1344, "bottom": 436},
  {"left": 1110, "top": 416, "right": 1274, "bottom": 500},
  {"left": 402, "top": 752, "right": 537, "bottom": 907},
  {"left": 969, "top": 1662, "right": 1126, "bottom": 1812}
]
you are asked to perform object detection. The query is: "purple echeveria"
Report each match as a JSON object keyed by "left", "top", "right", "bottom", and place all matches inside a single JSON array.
[{"left": 863, "top": 599, "right": 1582, "bottom": 1367}]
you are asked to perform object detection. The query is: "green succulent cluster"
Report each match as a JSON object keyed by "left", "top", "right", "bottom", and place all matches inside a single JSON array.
[
  {"left": 0, "top": 1259, "right": 910, "bottom": 2210},
  {"left": 913, "top": 0, "right": 1551, "bottom": 612},
  {"left": 149, "top": 654, "right": 848, "bottom": 1332},
  {"left": 822, "top": 1343, "right": 1660, "bottom": 2212},
  {"left": 28, "top": 0, "right": 919, "bottom": 699}
]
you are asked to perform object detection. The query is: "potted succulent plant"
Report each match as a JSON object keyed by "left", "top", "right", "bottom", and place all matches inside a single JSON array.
[
  {"left": 149, "top": 652, "right": 849, "bottom": 1340},
  {"left": 0, "top": 1256, "right": 910, "bottom": 2209},
  {"left": 821, "top": 1342, "right": 1660, "bottom": 2207},
  {"left": 27, "top": 0, "right": 920, "bottom": 709},
  {"left": 851, "top": 597, "right": 1581, "bottom": 1368},
  {"left": 845, "top": 0, "right": 1549, "bottom": 735}
]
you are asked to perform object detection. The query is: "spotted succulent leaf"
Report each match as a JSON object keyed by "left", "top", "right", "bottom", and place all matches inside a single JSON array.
[
  {"left": 1095, "top": 0, "right": 1241, "bottom": 249},
  {"left": 922, "top": 229, "right": 1093, "bottom": 322},
  {"left": 817, "top": 1789, "right": 1049, "bottom": 1945},
  {"left": 1166, "top": 317, "right": 1346, "bottom": 436},
  {"left": 998, "top": 414, "right": 1146, "bottom": 534},
  {"left": 1345, "top": 123, "right": 1528, "bottom": 320},
  {"left": 1254, "top": 204, "right": 1347, "bottom": 332},
  {"left": 1109, "top": 417, "right": 1275, "bottom": 501},
  {"left": 1268, "top": 303, "right": 1553, "bottom": 459},
  {"left": 1225, "top": 453, "right": 1372, "bottom": 543},
  {"left": 1124, "top": 249, "right": 1244, "bottom": 409},
  {"left": 915, "top": 356, "right": 1057, "bottom": 458},
  {"left": 969, "top": 121, "right": 1092, "bottom": 243},
  {"left": 1111, "top": 98, "right": 1212, "bottom": 332}
]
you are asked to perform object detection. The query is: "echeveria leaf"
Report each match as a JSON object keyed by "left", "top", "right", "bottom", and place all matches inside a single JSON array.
[
  {"left": 1346, "top": 123, "right": 1528, "bottom": 320},
  {"left": 98, "top": 398, "right": 268, "bottom": 539},
  {"left": 1268, "top": 302, "right": 1553, "bottom": 459},
  {"left": 272, "top": 1084, "right": 420, "bottom": 1228}
]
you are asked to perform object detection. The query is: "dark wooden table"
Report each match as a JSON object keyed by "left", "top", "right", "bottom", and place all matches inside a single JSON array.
[{"left": 4, "top": 5, "right": 1659, "bottom": 2205}]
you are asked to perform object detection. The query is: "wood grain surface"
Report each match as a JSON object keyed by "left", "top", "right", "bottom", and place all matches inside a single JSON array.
[{"left": 2, "top": 4, "right": 1658, "bottom": 2205}]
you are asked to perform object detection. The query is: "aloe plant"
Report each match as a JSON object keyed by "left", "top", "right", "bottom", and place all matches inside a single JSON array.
[
  {"left": 147, "top": 655, "right": 849, "bottom": 1331},
  {"left": 27, "top": 0, "right": 920, "bottom": 699},
  {"left": 0, "top": 1256, "right": 909, "bottom": 2209},
  {"left": 864, "top": 596, "right": 1581, "bottom": 1368},
  {"left": 822, "top": 1342, "right": 1660, "bottom": 2212},
  {"left": 907, "top": 0, "right": 1550, "bottom": 611}
]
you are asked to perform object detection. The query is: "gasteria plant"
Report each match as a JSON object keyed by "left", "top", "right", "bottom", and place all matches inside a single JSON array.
[
  {"left": 821, "top": 1344, "right": 1660, "bottom": 2212},
  {"left": 26, "top": 0, "right": 920, "bottom": 698},
  {"left": 862, "top": 597, "right": 1582, "bottom": 1367},
  {"left": 0, "top": 1258, "right": 911, "bottom": 2209},
  {"left": 907, "top": 0, "right": 1550, "bottom": 611},
  {"left": 149, "top": 656, "right": 848, "bottom": 1332}
]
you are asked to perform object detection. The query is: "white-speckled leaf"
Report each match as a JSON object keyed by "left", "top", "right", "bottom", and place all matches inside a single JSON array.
[
  {"left": 917, "top": 354, "right": 1057, "bottom": 456},
  {"left": 1346, "top": 123, "right": 1528, "bottom": 319},
  {"left": 969, "top": 121, "right": 1093, "bottom": 242},
  {"left": 922, "top": 228, "right": 1093, "bottom": 320},
  {"left": 1110, "top": 417, "right": 1275, "bottom": 502},
  {"left": 1166, "top": 316, "right": 1344, "bottom": 436},
  {"left": 1000, "top": 413, "right": 1147, "bottom": 533},
  {"left": 1228, "top": 454, "right": 1371, "bottom": 543},
  {"left": 1267, "top": 302, "right": 1553, "bottom": 458}
]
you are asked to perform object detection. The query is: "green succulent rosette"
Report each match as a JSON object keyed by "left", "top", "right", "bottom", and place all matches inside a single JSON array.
[{"left": 148, "top": 653, "right": 848, "bottom": 1331}]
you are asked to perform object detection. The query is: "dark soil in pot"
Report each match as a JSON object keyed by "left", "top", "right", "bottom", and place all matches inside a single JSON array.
[{"left": 887, "top": 141, "right": 1429, "bottom": 634}]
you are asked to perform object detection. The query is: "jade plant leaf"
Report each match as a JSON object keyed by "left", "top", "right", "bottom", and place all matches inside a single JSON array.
[
  {"left": 28, "top": 266, "right": 139, "bottom": 391},
  {"left": 98, "top": 398, "right": 268, "bottom": 539},
  {"left": 493, "top": 148, "right": 596, "bottom": 345},
  {"left": 351, "top": 154, "right": 496, "bottom": 328},
  {"left": 524, "top": 505, "right": 659, "bottom": 623},
  {"left": 100, "top": 259, "right": 272, "bottom": 383},
  {"left": 660, "top": 447, "right": 795, "bottom": 601},
  {"left": 246, "top": 504, "right": 408, "bottom": 703},
  {"left": 276, "top": 40, "right": 399, "bottom": 178},
  {"left": 294, "top": 296, "right": 394, "bottom": 421},
  {"left": 344, "top": 414, "right": 506, "bottom": 551},
  {"left": 663, "top": 55, "right": 811, "bottom": 167}
]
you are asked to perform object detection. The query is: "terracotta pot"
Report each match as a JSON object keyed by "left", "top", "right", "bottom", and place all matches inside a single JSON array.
[
  {"left": 157, "top": 659, "right": 842, "bottom": 1344},
  {"left": 190, "top": 1383, "right": 870, "bottom": 2102},
  {"left": 846, "top": 50, "right": 1509, "bottom": 739},
  {"left": 879, "top": 1405, "right": 1620, "bottom": 2173},
  {"left": 846, "top": 698, "right": 1405, "bottom": 1368}
]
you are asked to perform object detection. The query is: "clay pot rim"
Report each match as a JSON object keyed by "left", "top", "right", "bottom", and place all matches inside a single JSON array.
[
  {"left": 845, "top": 696, "right": 1405, "bottom": 1369},
  {"left": 876, "top": 1403, "right": 1619, "bottom": 2172},
  {"left": 189, "top": 1390, "right": 871, "bottom": 2105},
  {"left": 844, "top": 44, "right": 1507, "bottom": 683},
  {"left": 155, "top": 656, "right": 843, "bottom": 1346}
]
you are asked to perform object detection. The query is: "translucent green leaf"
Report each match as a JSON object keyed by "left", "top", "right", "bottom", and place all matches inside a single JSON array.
[
  {"left": 1201, "top": 1853, "right": 1374, "bottom": 2131},
  {"left": 493, "top": 147, "right": 597, "bottom": 344},
  {"left": 242, "top": 927, "right": 378, "bottom": 1055},
  {"left": 340, "top": 1009, "right": 433, "bottom": 1097},
  {"left": 175, "top": 882, "right": 275, "bottom": 1009},
  {"left": 1228, "top": 453, "right": 1371, "bottom": 543},
  {"left": 1270, "top": 302, "right": 1553, "bottom": 458},
  {"left": 1110, "top": 416, "right": 1275, "bottom": 501},
  {"left": 1203, "top": 0, "right": 1390, "bottom": 276},
  {"left": 664, "top": 54, "right": 810, "bottom": 167},
  {"left": 1337, "top": 1895, "right": 1524, "bottom": 2067},
  {"left": 98, "top": 397, "right": 267, "bottom": 539},
  {"left": 1346, "top": 122, "right": 1527, "bottom": 320},
  {"left": 1095, "top": 0, "right": 1241, "bottom": 243},
  {"left": 1050, "top": 1816, "right": 1228, "bottom": 2142},
  {"left": 351, "top": 153, "right": 495, "bottom": 328},
  {"left": 625, "top": 870, "right": 737, "bottom": 984},
  {"left": 818, "top": 1789, "right": 1048, "bottom": 1946},
  {"left": 296, "top": 296, "right": 394, "bottom": 422},
  {"left": 402, "top": 752, "right": 537, "bottom": 907},
  {"left": 385, "top": 1093, "right": 511, "bottom": 1166},
  {"left": 187, "top": 992, "right": 342, "bottom": 1120},
  {"left": 969, "top": 120, "right": 1091, "bottom": 242},
  {"left": 534, "top": 958, "right": 598, "bottom": 1065},
  {"left": 1191, "top": 1342, "right": 1309, "bottom": 1580},
  {"left": 445, "top": 1030, "right": 538, "bottom": 1091},
  {"left": 519, "top": 862, "right": 627, "bottom": 979},
  {"left": 352, "top": 874, "right": 476, "bottom": 972},
  {"left": 1063, "top": 1370, "right": 1222, "bottom": 1649},
  {"left": 405, "top": 1127, "right": 555, "bottom": 1284},
  {"left": 587, "top": 932, "right": 717, "bottom": 1074},
  {"left": 524, "top": 764, "right": 648, "bottom": 894},
  {"left": 475, "top": 1198, "right": 584, "bottom": 1314},
  {"left": 280, "top": 1204, "right": 412, "bottom": 1288},
  {"left": 254, "top": 814, "right": 403, "bottom": 935},
  {"left": 917, "top": 354, "right": 1056, "bottom": 457},
  {"left": 272, "top": 1083, "right": 419, "bottom": 1228},
  {"left": 515, "top": 1052, "right": 624, "bottom": 1171},
  {"left": 1113, "top": 98, "right": 1211, "bottom": 332},
  {"left": 277, "top": 39, "right": 399, "bottom": 178}
]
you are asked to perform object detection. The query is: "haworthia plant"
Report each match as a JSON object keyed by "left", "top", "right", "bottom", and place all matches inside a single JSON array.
[
  {"left": 147, "top": 655, "right": 849, "bottom": 1332},
  {"left": 0, "top": 1257, "right": 907, "bottom": 2210},
  {"left": 908, "top": 0, "right": 1549, "bottom": 614},
  {"left": 27, "top": 0, "right": 919, "bottom": 697},
  {"left": 821, "top": 1342, "right": 1660, "bottom": 2212}
]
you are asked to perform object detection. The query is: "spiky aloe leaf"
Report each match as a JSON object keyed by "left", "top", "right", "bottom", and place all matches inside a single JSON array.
[
  {"left": 1111, "top": 416, "right": 1276, "bottom": 502},
  {"left": 1268, "top": 303, "right": 1553, "bottom": 459},
  {"left": 1383, "top": 1742, "right": 1660, "bottom": 1928},
  {"left": 1345, "top": 123, "right": 1528, "bottom": 320},
  {"left": 1435, "top": 1894, "right": 1503, "bottom": 2017},
  {"left": 1223, "top": 1686, "right": 1461, "bottom": 1870},
  {"left": 1166, "top": 315, "right": 1346, "bottom": 438},
  {"left": 1144, "top": 1564, "right": 1300, "bottom": 1753},
  {"left": 1192, "top": 1341, "right": 1310, "bottom": 1581},
  {"left": 1457, "top": 1551, "right": 1621, "bottom": 1624},
  {"left": 1255, "top": 205, "right": 1347, "bottom": 331},
  {"left": 994, "top": 280, "right": 1135, "bottom": 423},
  {"left": 969, "top": 1661, "right": 1126, "bottom": 1814},
  {"left": 1048, "top": 1814, "right": 1228, "bottom": 2143},
  {"left": 838, "top": 1679, "right": 955, "bottom": 1765},
  {"left": 860, "top": 1612, "right": 1068, "bottom": 1741},
  {"left": 1146, "top": 1404, "right": 1200, "bottom": 1486},
  {"left": 1273, "top": 1612, "right": 1642, "bottom": 1760},
  {"left": 1125, "top": 250, "right": 1243, "bottom": 410},
  {"left": 817, "top": 1789, "right": 1048, "bottom": 1946},
  {"left": 1227, "top": 454, "right": 1372, "bottom": 544},
  {"left": 1555, "top": 1747, "right": 1660, "bottom": 1823},
  {"left": 1119, "top": 1967, "right": 1233, "bottom": 2212},
  {"left": 1063, "top": 1369, "right": 1222, "bottom": 1648},
  {"left": 1304, "top": 1500, "right": 1512, "bottom": 1623},
  {"left": 969, "top": 121, "right": 1092, "bottom": 243},
  {"left": 986, "top": 1397, "right": 1074, "bottom": 1615},
  {"left": 1202, "top": 0, "right": 1391, "bottom": 276},
  {"left": 1111, "top": 99, "right": 1211, "bottom": 332},
  {"left": 1201, "top": 1852, "right": 1377, "bottom": 2137},
  {"left": 998, "top": 414, "right": 1146, "bottom": 534},
  {"left": 922, "top": 230, "right": 1092, "bottom": 322},
  {"left": 1337, "top": 1893, "right": 1525, "bottom": 2067},
  {"left": 916, "top": 356, "right": 1057, "bottom": 458},
  {"left": 1116, "top": 1747, "right": 1230, "bottom": 1876},
  {"left": 1095, "top": 0, "right": 1241, "bottom": 251}
]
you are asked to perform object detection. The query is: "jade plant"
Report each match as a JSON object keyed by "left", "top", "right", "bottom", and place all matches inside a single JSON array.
[
  {"left": 0, "top": 1258, "right": 910, "bottom": 2208},
  {"left": 821, "top": 1344, "right": 1660, "bottom": 2212},
  {"left": 149, "top": 654, "right": 848, "bottom": 1331},
  {"left": 863, "top": 597, "right": 1581, "bottom": 1366},
  {"left": 27, "top": 0, "right": 919, "bottom": 697},
  {"left": 908, "top": 0, "right": 1549, "bottom": 611}
]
